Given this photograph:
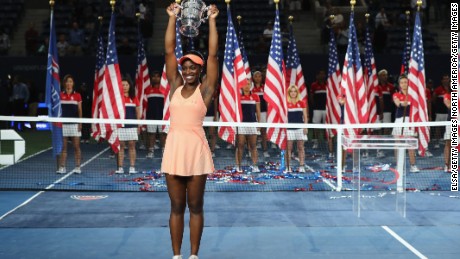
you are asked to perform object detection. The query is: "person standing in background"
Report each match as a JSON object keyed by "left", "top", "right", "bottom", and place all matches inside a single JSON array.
[
  {"left": 58, "top": 74, "right": 82, "bottom": 174},
  {"left": 432, "top": 74, "right": 450, "bottom": 149},
  {"left": 310, "top": 70, "right": 327, "bottom": 149},
  {"left": 145, "top": 71, "right": 165, "bottom": 158},
  {"left": 252, "top": 71, "right": 269, "bottom": 158},
  {"left": 115, "top": 78, "right": 141, "bottom": 174}
]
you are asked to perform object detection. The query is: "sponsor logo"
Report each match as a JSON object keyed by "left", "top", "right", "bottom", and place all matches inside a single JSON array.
[{"left": 70, "top": 195, "right": 109, "bottom": 201}]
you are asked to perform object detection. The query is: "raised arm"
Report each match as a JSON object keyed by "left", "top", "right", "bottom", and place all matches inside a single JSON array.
[
  {"left": 165, "top": 3, "right": 183, "bottom": 99},
  {"left": 201, "top": 5, "right": 219, "bottom": 107}
]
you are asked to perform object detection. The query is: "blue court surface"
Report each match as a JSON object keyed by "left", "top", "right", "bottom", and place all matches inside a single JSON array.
[{"left": 0, "top": 190, "right": 459, "bottom": 258}]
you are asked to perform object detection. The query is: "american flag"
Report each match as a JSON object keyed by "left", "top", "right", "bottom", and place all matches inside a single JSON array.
[
  {"left": 218, "top": 5, "right": 247, "bottom": 145},
  {"left": 408, "top": 11, "right": 429, "bottom": 156},
  {"left": 400, "top": 17, "right": 411, "bottom": 75},
  {"left": 135, "top": 25, "right": 150, "bottom": 121},
  {"left": 364, "top": 23, "right": 378, "bottom": 127},
  {"left": 264, "top": 7, "right": 288, "bottom": 150},
  {"left": 325, "top": 28, "right": 341, "bottom": 137},
  {"left": 45, "top": 7, "right": 63, "bottom": 157},
  {"left": 237, "top": 23, "right": 251, "bottom": 79},
  {"left": 340, "top": 11, "right": 368, "bottom": 136},
  {"left": 160, "top": 20, "right": 183, "bottom": 133},
  {"left": 285, "top": 23, "right": 307, "bottom": 103},
  {"left": 99, "top": 12, "right": 125, "bottom": 153},
  {"left": 91, "top": 26, "right": 105, "bottom": 140}
]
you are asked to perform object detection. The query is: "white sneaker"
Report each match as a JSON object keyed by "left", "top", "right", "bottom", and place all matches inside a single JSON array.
[
  {"left": 235, "top": 166, "right": 243, "bottom": 173},
  {"left": 189, "top": 255, "right": 199, "bottom": 259},
  {"left": 304, "top": 165, "right": 315, "bottom": 172},
  {"left": 115, "top": 167, "right": 124, "bottom": 174},
  {"left": 444, "top": 165, "right": 450, "bottom": 173},
  {"left": 342, "top": 165, "right": 347, "bottom": 173},
  {"left": 154, "top": 144, "right": 160, "bottom": 149},
  {"left": 251, "top": 165, "right": 260, "bottom": 173},
  {"left": 298, "top": 166, "right": 306, "bottom": 173},
  {"left": 56, "top": 167, "right": 66, "bottom": 174},
  {"left": 172, "top": 256, "right": 182, "bottom": 259},
  {"left": 312, "top": 142, "right": 318, "bottom": 149},
  {"left": 328, "top": 153, "right": 335, "bottom": 159},
  {"left": 146, "top": 152, "right": 154, "bottom": 158},
  {"left": 129, "top": 167, "right": 136, "bottom": 174},
  {"left": 410, "top": 165, "right": 420, "bottom": 173},
  {"left": 214, "top": 144, "right": 221, "bottom": 149},
  {"left": 376, "top": 150, "right": 385, "bottom": 158},
  {"left": 226, "top": 144, "right": 233, "bottom": 149},
  {"left": 73, "top": 167, "right": 81, "bottom": 174},
  {"left": 362, "top": 152, "right": 368, "bottom": 158},
  {"left": 284, "top": 166, "right": 292, "bottom": 173},
  {"left": 263, "top": 151, "right": 270, "bottom": 158},
  {"left": 424, "top": 150, "right": 433, "bottom": 157}
]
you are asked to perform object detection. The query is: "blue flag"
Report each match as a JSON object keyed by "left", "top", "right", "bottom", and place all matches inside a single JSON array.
[{"left": 45, "top": 8, "right": 63, "bottom": 157}]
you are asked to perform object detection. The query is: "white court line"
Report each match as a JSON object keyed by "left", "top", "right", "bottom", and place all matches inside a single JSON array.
[
  {"left": 381, "top": 225, "right": 428, "bottom": 259},
  {"left": 0, "top": 147, "right": 110, "bottom": 221},
  {"left": 320, "top": 176, "right": 337, "bottom": 191}
]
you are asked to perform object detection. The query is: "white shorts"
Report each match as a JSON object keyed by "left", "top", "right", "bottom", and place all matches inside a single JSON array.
[
  {"left": 62, "top": 124, "right": 81, "bottom": 137},
  {"left": 237, "top": 127, "right": 260, "bottom": 135},
  {"left": 371, "top": 118, "right": 382, "bottom": 131},
  {"left": 382, "top": 112, "right": 392, "bottom": 123},
  {"left": 118, "top": 127, "right": 138, "bottom": 141},
  {"left": 204, "top": 116, "right": 214, "bottom": 122},
  {"left": 435, "top": 113, "right": 448, "bottom": 121},
  {"left": 259, "top": 112, "right": 267, "bottom": 123},
  {"left": 147, "top": 124, "right": 163, "bottom": 133},
  {"left": 392, "top": 117, "right": 416, "bottom": 136},
  {"left": 312, "top": 110, "right": 326, "bottom": 123},
  {"left": 287, "top": 129, "right": 308, "bottom": 141},
  {"left": 444, "top": 124, "right": 451, "bottom": 140}
]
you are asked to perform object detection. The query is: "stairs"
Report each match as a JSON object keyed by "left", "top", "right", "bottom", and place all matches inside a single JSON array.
[
  {"left": 150, "top": 7, "right": 169, "bottom": 55},
  {"left": 290, "top": 10, "right": 323, "bottom": 54},
  {"left": 9, "top": 9, "right": 49, "bottom": 56}
]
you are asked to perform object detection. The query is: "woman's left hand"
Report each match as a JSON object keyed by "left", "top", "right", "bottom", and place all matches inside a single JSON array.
[{"left": 208, "top": 4, "right": 219, "bottom": 19}]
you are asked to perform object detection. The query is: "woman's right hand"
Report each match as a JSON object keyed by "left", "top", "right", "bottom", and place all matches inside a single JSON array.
[{"left": 166, "top": 3, "right": 180, "bottom": 17}]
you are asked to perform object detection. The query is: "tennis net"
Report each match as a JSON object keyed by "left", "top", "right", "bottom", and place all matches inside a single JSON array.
[{"left": 0, "top": 115, "right": 452, "bottom": 192}]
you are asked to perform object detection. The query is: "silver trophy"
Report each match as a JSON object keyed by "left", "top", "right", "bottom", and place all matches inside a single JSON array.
[{"left": 176, "top": 0, "right": 209, "bottom": 37}]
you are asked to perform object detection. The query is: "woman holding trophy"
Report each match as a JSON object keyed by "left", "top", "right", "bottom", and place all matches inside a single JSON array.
[{"left": 161, "top": 1, "right": 219, "bottom": 259}]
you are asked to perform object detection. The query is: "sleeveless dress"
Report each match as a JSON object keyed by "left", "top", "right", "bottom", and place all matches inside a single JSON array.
[{"left": 161, "top": 85, "right": 214, "bottom": 176}]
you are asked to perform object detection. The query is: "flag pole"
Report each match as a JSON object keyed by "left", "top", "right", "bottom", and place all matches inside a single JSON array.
[
  {"left": 110, "top": 0, "right": 115, "bottom": 12},
  {"left": 49, "top": 0, "right": 59, "bottom": 171}
]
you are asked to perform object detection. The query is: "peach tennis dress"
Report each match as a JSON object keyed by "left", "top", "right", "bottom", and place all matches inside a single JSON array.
[{"left": 161, "top": 85, "right": 214, "bottom": 176}]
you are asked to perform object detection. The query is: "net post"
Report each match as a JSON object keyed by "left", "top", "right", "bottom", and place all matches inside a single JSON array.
[{"left": 336, "top": 128, "right": 343, "bottom": 191}]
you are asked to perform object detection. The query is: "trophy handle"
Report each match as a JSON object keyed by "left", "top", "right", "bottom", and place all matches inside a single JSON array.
[
  {"left": 174, "top": 4, "right": 183, "bottom": 20},
  {"left": 201, "top": 5, "right": 210, "bottom": 23}
]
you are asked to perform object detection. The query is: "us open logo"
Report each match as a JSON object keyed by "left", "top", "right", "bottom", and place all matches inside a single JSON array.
[{"left": 70, "top": 195, "right": 109, "bottom": 201}]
